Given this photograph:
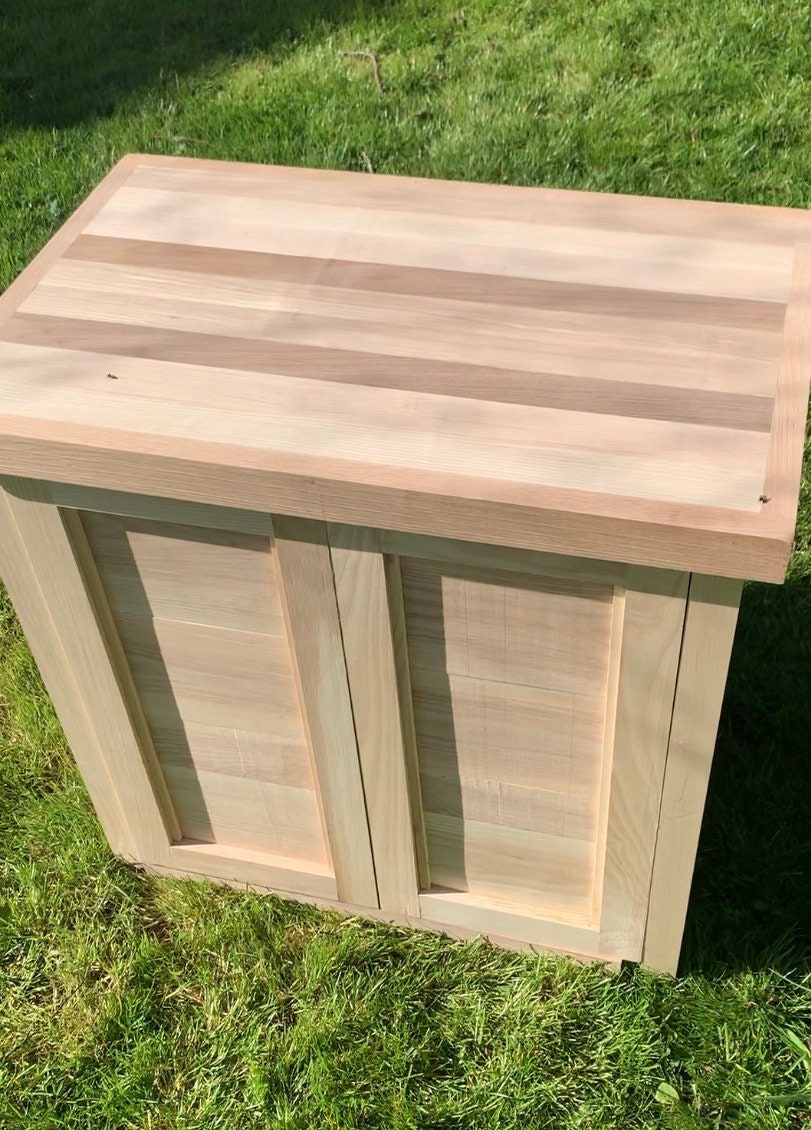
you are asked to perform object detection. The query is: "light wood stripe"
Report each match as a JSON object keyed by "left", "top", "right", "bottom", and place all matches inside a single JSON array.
[
  {"left": 86, "top": 187, "right": 794, "bottom": 303},
  {"left": 125, "top": 159, "right": 811, "bottom": 248},
  {"left": 66, "top": 234, "right": 788, "bottom": 332},
  {"left": 424, "top": 811, "right": 594, "bottom": 914},
  {"left": 1, "top": 312, "right": 773, "bottom": 431},
  {"left": 47, "top": 258, "right": 781, "bottom": 365},
  {"left": 153, "top": 719, "right": 312, "bottom": 790},
  {"left": 20, "top": 280, "right": 779, "bottom": 394},
  {"left": 121, "top": 616, "right": 305, "bottom": 737},
  {"left": 0, "top": 340, "right": 770, "bottom": 511}
]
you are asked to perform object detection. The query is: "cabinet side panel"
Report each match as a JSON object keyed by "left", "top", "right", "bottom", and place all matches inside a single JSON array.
[
  {"left": 401, "top": 556, "right": 615, "bottom": 921},
  {"left": 81, "top": 510, "right": 329, "bottom": 868}
]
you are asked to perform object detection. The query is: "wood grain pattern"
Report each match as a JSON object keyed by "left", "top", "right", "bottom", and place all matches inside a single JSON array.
[
  {"left": 642, "top": 575, "right": 742, "bottom": 975},
  {"left": 147, "top": 851, "right": 603, "bottom": 958},
  {"left": 164, "top": 766, "right": 326, "bottom": 864},
  {"left": 0, "top": 485, "right": 136, "bottom": 857},
  {"left": 401, "top": 556, "right": 614, "bottom": 921},
  {"left": 2, "top": 478, "right": 175, "bottom": 861},
  {"left": 328, "top": 524, "right": 421, "bottom": 915},
  {"left": 383, "top": 553, "right": 431, "bottom": 889},
  {"left": 46, "top": 481, "right": 275, "bottom": 536},
  {"left": 0, "top": 154, "right": 806, "bottom": 581},
  {"left": 81, "top": 509, "right": 329, "bottom": 869},
  {"left": 168, "top": 842, "right": 337, "bottom": 901},
  {"left": 597, "top": 569, "right": 689, "bottom": 959},
  {"left": 271, "top": 515, "right": 379, "bottom": 907},
  {"left": 82, "top": 511, "right": 284, "bottom": 635},
  {"left": 403, "top": 557, "right": 614, "bottom": 695},
  {"left": 424, "top": 812, "right": 595, "bottom": 914}
]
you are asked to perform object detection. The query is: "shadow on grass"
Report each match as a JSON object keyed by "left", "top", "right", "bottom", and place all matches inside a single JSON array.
[
  {"left": 0, "top": 0, "right": 391, "bottom": 130},
  {"left": 681, "top": 575, "right": 811, "bottom": 976}
]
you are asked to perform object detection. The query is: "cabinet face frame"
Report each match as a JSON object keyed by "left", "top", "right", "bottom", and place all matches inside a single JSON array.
[
  {"left": 0, "top": 478, "right": 379, "bottom": 909},
  {"left": 1, "top": 479, "right": 742, "bottom": 973}
]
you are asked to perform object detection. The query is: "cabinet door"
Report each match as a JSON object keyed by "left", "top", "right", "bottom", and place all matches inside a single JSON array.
[
  {"left": 0, "top": 480, "right": 378, "bottom": 909},
  {"left": 329, "top": 524, "right": 688, "bottom": 962}
]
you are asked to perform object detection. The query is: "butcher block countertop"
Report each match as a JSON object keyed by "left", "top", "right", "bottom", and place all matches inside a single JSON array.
[{"left": 0, "top": 154, "right": 809, "bottom": 581}]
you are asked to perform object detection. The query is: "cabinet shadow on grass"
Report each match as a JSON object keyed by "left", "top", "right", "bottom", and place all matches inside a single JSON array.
[{"left": 680, "top": 574, "right": 811, "bottom": 976}]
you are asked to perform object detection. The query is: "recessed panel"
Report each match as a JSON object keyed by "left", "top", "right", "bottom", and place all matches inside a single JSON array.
[
  {"left": 82, "top": 512, "right": 328, "bottom": 868},
  {"left": 401, "top": 557, "right": 614, "bottom": 920}
]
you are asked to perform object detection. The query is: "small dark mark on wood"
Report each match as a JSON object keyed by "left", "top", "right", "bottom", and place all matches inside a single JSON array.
[
  {"left": 106, "top": 372, "right": 119, "bottom": 380},
  {"left": 341, "top": 50, "right": 385, "bottom": 95},
  {"left": 758, "top": 494, "right": 771, "bottom": 503}
]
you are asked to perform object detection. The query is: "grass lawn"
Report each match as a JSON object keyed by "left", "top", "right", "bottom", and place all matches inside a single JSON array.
[{"left": 1, "top": 0, "right": 811, "bottom": 1125}]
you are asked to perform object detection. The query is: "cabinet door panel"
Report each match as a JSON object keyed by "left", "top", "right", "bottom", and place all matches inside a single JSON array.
[
  {"left": 1, "top": 479, "right": 378, "bottom": 909},
  {"left": 82, "top": 509, "right": 332, "bottom": 873},
  {"left": 331, "top": 525, "right": 687, "bottom": 962},
  {"left": 402, "top": 556, "right": 613, "bottom": 922}
]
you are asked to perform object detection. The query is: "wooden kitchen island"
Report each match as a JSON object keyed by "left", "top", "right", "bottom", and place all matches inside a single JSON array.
[{"left": 0, "top": 155, "right": 808, "bottom": 973}]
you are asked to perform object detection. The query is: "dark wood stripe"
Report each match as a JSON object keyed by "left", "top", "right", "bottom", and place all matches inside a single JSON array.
[
  {"left": 66, "top": 235, "right": 787, "bottom": 333},
  {"left": 2, "top": 313, "right": 773, "bottom": 432}
]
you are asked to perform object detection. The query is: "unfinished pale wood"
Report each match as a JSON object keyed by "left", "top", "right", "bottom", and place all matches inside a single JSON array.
[
  {"left": 25, "top": 262, "right": 782, "bottom": 392},
  {"left": 151, "top": 719, "right": 312, "bottom": 790},
  {"left": 83, "top": 186, "right": 793, "bottom": 302},
  {"left": 117, "top": 159, "right": 811, "bottom": 250},
  {"left": 411, "top": 670, "right": 606, "bottom": 790},
  {"left": 80, "top": 509, "right": 329, "bottom": 867},
  {"left": 164, "top": 766, "right": 326, "bottom": 864},
  {"left": 597, "top": 569, "right": 689, "bottom": 959},
  {"left": 403, "top": 557, "right": 614, "bottom": 695},
  {"left": 0, "top": 487, "right": 136, "bottom": 857},
  {"left": 145, "top": 853, "right": 607, "bottom": 960},
  {"left": 418, "top": 890, "right": 602, "bottom": 953},
  {"left": 400, "top": 554, "right": 613, "bottom": 921},
  {"left": 762, "top": 250, "right": 811, "bottom": 529},
  {"left": 0, "top": 155, "right": 808, "bottom": 581},
  {"left": 117, "top": 616, "right": 303, "bottom": 735},
  {"left": 271, "top": 515, "right": 379, "bottom": 907},
  {"left": 46, "top": 480, "right": 275, "bottom": 536},
  {"left": 0, "top": 341, "right": 768, "bottom": 512},
  {"left": 1, "top": 478, "right": 175, "bottom": 859},
  {"left": 383, "top": 553, "right": 431, "bottom": 890},
  {"left": 642, "top": 575, "right": 743, "bottom": 975},
  {"left": 418, "top": 770, "right": 596, "bottom": 840},
  {"left": 168, "top": 842, "right": 338, "bottom": 902},
  {"left": 379, "top": 528, "right": 629, "bottom": 586},
  {"left": 328, "top": 524, "right": 420, "bottom": 915},
  {"left": 82, "top": 511, "right": 284, "bottom": 635},
  {"left": 590, "top": 588, "right": 626, "bottom": 923},
  {"left": 424, "top": 812, "right": 594, "bottom": 914},
  {"left": 0, "top": 420, "right": 791, "bottom": 582}
]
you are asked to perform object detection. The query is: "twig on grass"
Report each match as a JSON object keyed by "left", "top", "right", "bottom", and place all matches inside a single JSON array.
[{"left": 341, "top": 49, "right": 385, "bottom": 95}]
